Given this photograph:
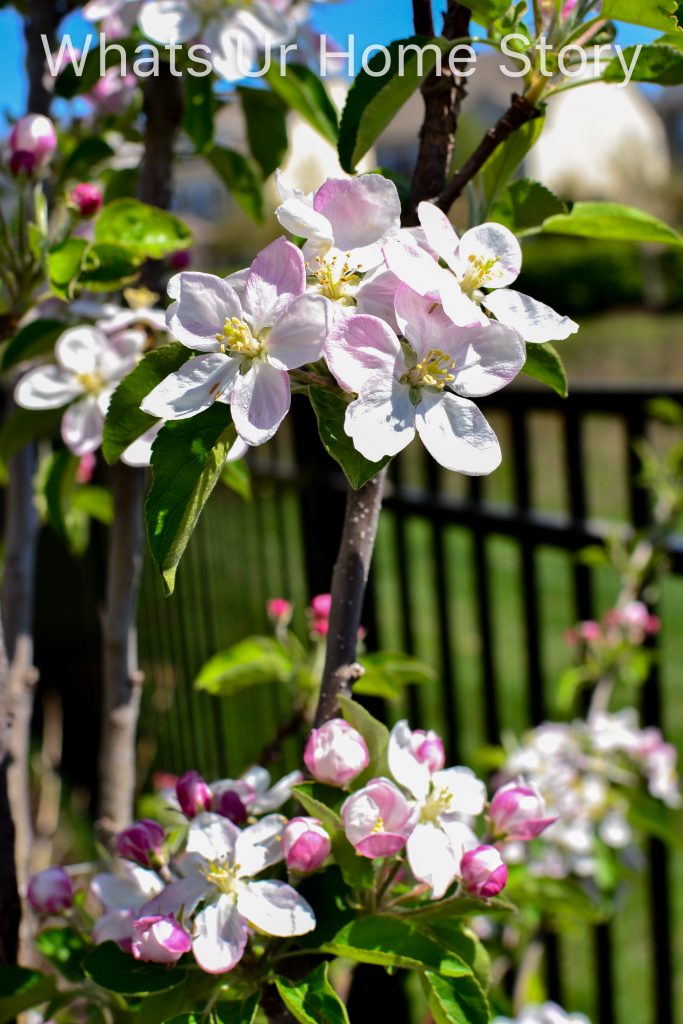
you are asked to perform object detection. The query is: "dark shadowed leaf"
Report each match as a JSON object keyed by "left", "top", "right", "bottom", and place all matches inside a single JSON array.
[
  {"left": 276, "top": 963, "right": 349, "bottom": 1024},
  {"left": 205, "top": 145, "right": 264, "bottom": 222},
  {"left": 1, "top": 318, "right": 65, "bottom": 373},
  {"left": 239, "top": 86, "right": 288, "bottom": 178},
  {"left": 309, "top": 384, "right": 389, "bottom": 489},
  {"left": 266, "top": 63, "right": 338, "bottom": 144},
  {"left": 522, "top": 343, "right": 568, "bottom": 397}
]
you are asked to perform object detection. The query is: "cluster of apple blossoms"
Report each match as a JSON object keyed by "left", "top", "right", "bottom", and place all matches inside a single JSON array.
[
  {"left": 26, "top": 712, "right": 557, "bottom": 977},
  {"left": 494, "top": 1004, "right": 590, "bottom": 1024},
  {"left": 141, "top": 173, "right": 578, "bottom": 475},
  {"left": 498, "top": 708, "right": 680, "bottom": 882}
]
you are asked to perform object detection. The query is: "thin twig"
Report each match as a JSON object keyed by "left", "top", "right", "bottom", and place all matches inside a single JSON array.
[{"left": 412, "top": 0, "right": 435, "bottom": 36}]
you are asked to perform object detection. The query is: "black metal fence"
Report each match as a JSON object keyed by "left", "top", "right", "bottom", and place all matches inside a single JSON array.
[{"left": 138, "top": 385, "right": 683, "bottom": 1024}]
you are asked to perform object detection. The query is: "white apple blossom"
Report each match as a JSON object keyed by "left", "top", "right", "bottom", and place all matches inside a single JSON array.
[
  {"left": 211, "top": 766, "right": 303, "bottom": 816},
  {"left": 141, "top": 813, "right": 315, "bottom": 973},
  {"left": 91, "top": 861, "right": 164, "bottom": 949},
  {"left": 141, "top": 237, "right": 331, "bottom": 446},
  {"left": 385, "top": 202, "right": 578, "bottom": 343},
  {"left": 325, "top": 284, "right": 525, "bottom": 474},
  {"left": 494, "top": 1004, "right": 591, "bottom": 1024}
]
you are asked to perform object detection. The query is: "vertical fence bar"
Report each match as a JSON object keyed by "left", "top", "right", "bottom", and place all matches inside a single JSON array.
[
  {"left": 468, "top": 476, "right": 499, "bottom": 744},
  {"left": 391, "top": 457, "right": 419, "bottom": 723}
]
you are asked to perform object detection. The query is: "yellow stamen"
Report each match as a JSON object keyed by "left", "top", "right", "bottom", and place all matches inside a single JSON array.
[
  {"left": 308, "top": 253, "right": 360, "bottom": 304},
  {"left": 77, "top": 371, "right": 104, "bottom": 394},
  {"left": 123, "top": 286, "right": 159, "bottom": 311},
  {"left": 404, "top": 349, "right": 456, "bottom": 390},
  {"left": 420, "top": 786, "right": 453, "bottom": 824},
  {"left": 371, "top": 816, "right": 386, "bottom": 834},
  {"left": 459, "top": 253, "right": 501, "bottom": 296},
  {"left": 216, "top": 317, "right": 262, "bottom": 358}
]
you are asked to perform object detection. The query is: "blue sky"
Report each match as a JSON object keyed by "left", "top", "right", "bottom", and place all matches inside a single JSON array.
[{"left": 0, "top": 0, "right": 653, "bottom": 119}]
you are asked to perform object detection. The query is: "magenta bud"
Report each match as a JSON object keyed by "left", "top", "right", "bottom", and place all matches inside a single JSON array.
[
  {"left": 460, "top": 845, "right": 508, "bottom": 899},
  {"left": 176, "top": 770, "right": 212, "bottom": 819},
  {"left": 168, "top": 249, "right": 191, "bottom": 271},
  {"left": 267, "top": 597, "right": 293, "bottom": 624},
  {"left": 27, "top": 867, "right": 73, "bottom": 915},
  {"left": 341, "top": 778, "right": 415, "bottom": 859},
  {"left": 413, "top": 730, "right": 446, "bottom": 773},
  {"left": 115, "top": 819, "right": 165, "bottom": 868},
  {"left": 310, "top": 593, "right": 332, "bottom": 618},
  {"left": 489, "top": 782, "right": 556, "bottom": 841},
  {"left": 70, "top": 182, "right": 103, "bottom": 218},
  {"left": 213, "top": 789, "right": 248, "bottom": 826},
  {"left": 131, "top": 915, "right": 192, "bottom": 963},
  {"left": 8, "top": 150, "right": 36, "bottom": 177},
  {"left": 9, "top": 114, "right": 57, "bottom": 169},
  {"left": 304, "top": 718, "right": 370, "bottom": 787},
  {"left": 282, "top": 817, "right": 331, "bottom": 873}
]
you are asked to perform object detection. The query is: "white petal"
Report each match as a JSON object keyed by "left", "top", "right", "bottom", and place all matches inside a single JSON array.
[
  {"left": 140, "top": 352, "right": 239, "bottom": 421},
  {"left": 417, "top": 202, "right": 460, "bottom": 273},
  {"left": 166, "top": 273, "right": 242, "bottom": 351},
  {"left": 91, "top": 867, "right": 161, "bottom": 911},
  {"left": 394, "top": 286, "right": 457, "bottom": 360},
  {"left": 236, "top": 814, "right": 287, "bottom": 876},
  {"left": 210, "top": 22, "right": 259, "bottom": 81},
  {"left": 57, "top": 326, "right": 107, "bottom": 374},
  {"left": 14, "top": 366, "right": 82, "bottom": 410},
  {"left": 415, "top": 391, "right": 501, "bottom": 475},
  {"left": 98, "top": 307, "right": 166, "bottom": 334},
  {"left": 439, "top": 285, "right": 488, "bottom": 328},
  {"left": 459, "top": 223, "right": 522, "bottom": 288},
  {"left": 483, "top": 289, "right": 579, "bottom": 344},
  {"left": 137, "top": 0, "right": 200, "bottom": 44},
  {"left": 388, "top": 721, "right": 431, "bottom": 801},
  {"left": 99, "top": 329, "right": 146, "bottom": 381},
  {"left": 224, "top": 267, "right": 249, "bottom": 301},
  {"left": 230, "top": 361, "right": 290, "bottom": 447},
  {"left": 237, "top": 880, "right": 316, "bottom": 937},
  {"left": 275, "top": 197, "right": 333, "bottom": 251},
  {"left": 243, "top": 237, "right": 305, "bottom": 333},
  {"left": 406, "top": 823, "right": 460, "bottom": 900},
  {"left": 438, "top": 818, "right": 479, "bottom": 862},
  {"left": 312, "top": 175, "right": 401, "bottom": 267},
  {"left": 186, "top": 812, "right": 240, "bottom": 864},
  {"left": 193, "top": 897, "right": 248, "bottom": 974},
  {"left": 139, "top": 876, "right": 210, "bottom": 920},
  {"left": 448, "top": 321, "right": 525, "bottom": 398},
  {"left": 266, "top": 294, "right": 330, "bottom": 371},
  {"left": 121, "top": 423, "right": 162, "bottom": 468},
  {"left": 432, "top": 767, "right": 487, "bottom": 816},
  {"left": 325, "top": 314, "right": 402, "bottom": 394},
  {"left": 345, "top": 374, "right": 415, "bottom": 463},
  {"left": 251, "top": 769, "right": 303, "bottom": 813},
  {"left": 61, "top": 396, "right": 104, "bottom": 456},
  {"left": 382, "top": 239, "right": 443, "bottom": 297},
  {"left": 93, "top": 909, "right": 134, "bottom": 946},
  {"left": 355, "top": 267, "right": 403, "bottom": 334}
]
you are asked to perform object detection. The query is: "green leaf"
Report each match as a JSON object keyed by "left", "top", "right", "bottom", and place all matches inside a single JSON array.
[
  {"left": 0, "top": 318, "right": 65, "bottom": 372},
  {"left": 95, "top": 199, "right": 193, "bottom": 259},
  {"left": 35, "top": 927, "right": 90, "bottom": 983},
  {"left": 205, "top": 145, "right": 264, "bottom": 222},
  {"left": 294, "top": 784, "right": 344, "bottom": 834},
  {"left": 309, "top": 384, "right": 389, "bottom": 489},
  {"left": 322, "top": 917, "right": 474, "bottom": 977},
  {"left": 417, "top": 921, "right": 491, "bottom": 990},
  {"left": 457, "top": 0, "right": 510, "bottom": 18},
  {"left": 294, "top": 784, "right": 373, "bottom": 889},
  {"left": 146, "top": 404, "right": 234, "bottom": 594},
  {"left": 48, "top": 237, "right": 88, "bottom": 300},
  {"left": 627, "top": 790, "right": 683, "bottom": 847},
  {"left": 43, "top": 449, "right": 80, "bottom": 549},
  {"left": 489, "top": 179, "right": 566, "bottom": 233},
  {"left": 521, "top": 343, "right": 568, "bottom": 398},
  {"left": 102, "top": 343, "right": 190, "bottom": 465},
  {"left": 276, "top": 963, "right": 349, "bottom": 1024},
  {"left": 83, "top": 942, "right": 187, "bottom": 995},
  {"left": 480, "top": 118, "right": 545, "bottom": 209},
  {"left": 603, "top": 43, "right": 683, "bottom": 82},
  {"left": 239, "top": 87, "right": 288, "bottom": 178},
  {"left": 195, "top": 637, "right": 294, "bottom": 696},
  {"left": 338, "top": 694, "right": 390, "bottom": 780},
  {"left": 168, "top": 994, "right": 260, "bottom": 1024},
  {"left": 72, "top": 484, "right": 114, "bottom": 525},
  {"left": 78, "top": 242, "right": 142, "bottom": 291},
  {"left": 184, "top": 71, "right": 215, "bottom": 151},
  {"left": 602, "top": 0, "right": 680, "bottom": 33},
  {"left": 338, "top": 36, "right": 452, "bottom": 172},
  {"left": 0, "top": 967, "right": 56, "bottom": 1024},
  {"left": 541, "top": 202, "right": 683, "bottom": 246},
  {"left": 60, "top": 136, "right": 114, "bottom": 182},
  {"left": 422, "top": 971, "right": 490, "bottom": 1024},
  {"left": 355, "top": 651, "right": 436, "bottom": 700},
  {"left": 0, "top": 407, "right": 63, "bottom": 462},
  {"left": 221, "top": 457, "right": 252, "bottom": 501},
  {"left": 265, "top": 63, "right": 338, "bottom": 145}
]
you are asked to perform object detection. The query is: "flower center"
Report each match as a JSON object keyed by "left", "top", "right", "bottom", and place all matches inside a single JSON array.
[
  {"left": 217, "top": 317, "right": 263, "bottom": 359},
  {"left": 123, "top": 285, "right": 158, "bottom": 311},
  {"left": 402, "top": 349, "right": 456, "bottom": 390},
  {"left": 77, "top": 371, "right": 104, "bottom": 394},
  {"left": 308, "top": 253, "right": 361, "bottom": 305},
  {"left": 204, "top": 860, "right": 241, "bottom": 897},
  {"left": 458, "top": 253, "right": 501, "bottom": 296},
  {"left": 420, "top": 786, "right": 453, "bottom": 824},
  {"left": 371, "top": 816, "right": 386, "bottom": 834}
]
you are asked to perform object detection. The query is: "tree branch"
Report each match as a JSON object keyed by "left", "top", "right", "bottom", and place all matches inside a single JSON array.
[
  {"left": 412, "top": 0, "right": 435, "bottom": 36},
  {"left": 0, "top": 618, "right": 21, "bottom": 969},
  {"left": 436, "top": 92, "right": 541, "bottom": 213}
]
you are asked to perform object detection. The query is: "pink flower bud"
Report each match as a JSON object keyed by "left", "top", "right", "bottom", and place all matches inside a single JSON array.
[
  {"left": 310, "top": 594, "right": 332, "bottom": 618},
  {"left": 578, "top": 620, "right": 601, "bottom": 643},
  {"left": 70, "top": 183, "right": 103, "bottom": 218},
  {"left": 489, "top": 782, "right": 556, "bottom": 841},
  {"left": 304, "top": 718, "right": 370, "bottom": 786},
  {"left": 131, "top": 915, "right": 192, "bottom": 964},
  {"left": 176, "top": 770, "right": 212, "bottom": 818},
  {"left": 341, "top": 778, "right": 416, "bottom": 858},
  {"left": 75, "top": 451, "right": 97, "bottom": 483},
  {"left": 115, "top": 819, "right": 165, "bottom": 868},
  {"left": 282, "top": 817, "right": 331, "bottom": 873},
  {"left": 8, "top": 150, "right": 36, "bottom": 177},
  {"left": 460, "top": 845, "right": 508, "bottom": 898},
  {"left": 9, "top": 114, "right": 57, "bottom": 170},
  {"left": 267, "top": 598, "right": 293, "bottom": 623},
  {"left": 27, "top": 867, "right": 73, "bottom": 915},
  {"left": 152, "top": 771, "right": 178, "bottom": 793},
  {"left": 169, "top": 249, "right": 191, "bottom": 271},
  {"left": 312, "top": 618, "right": 329, "bottom": 637},
  {"left": 213, "top": 788, "right": 248, "bottom": 826},
  {"left": 412, "top": 730, "right": 446, "bottom": 773}
]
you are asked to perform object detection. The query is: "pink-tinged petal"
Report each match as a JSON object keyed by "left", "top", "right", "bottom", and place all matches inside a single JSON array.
[
  {"left": 355, "top": 267, "right": 403, "bottom": 334},
  {"left": 224, "top": 267, "right": 249, "bottom": 302},
  {"left": 439, "top": 284, "right": 488, "bottom": 328},
  {"left": 61, "top": 396, "right": 104, "bottom": 456},
  {"left": 244, "top": 238, "right": 306, "bottom": 333},
  {"left": 236, "top": 880, "right": 316, "bottom": 937},
  {"left": 208, "top": 24, "right": 258, "bottom": 82},
  {"left": 93, "top": 909, "right": 134, "bottom": 947},
  {"left": 415, "top": 391, "right": 501, "bottom": 475},
  {"left": 275, "top": 185, "right": 333, "bottom": 251},
  {"left": 138, "top": 876, "right": 210, "bottom": 920},
  {"left": 388, "top": 721, "right": 431, "bottom": 802},
  {"left": 312, "top": 175, "right": 400, "bottom": 265},
  {"left": 235, "top": 814, "right": 287, "bottom": 877},
  {"left": 57, "top": 326, "right": 107, "bottom": 374},
  {"left": 166, "top": 273, "right": 242, "bottom": 351},
  {"left": 406, "top": 822, "right": 461, "bottom": 899},
  {"left": 345, "top": 374, "right": 416, "bottom": 463},
  {"left": 192, "top": 898, "right": 248, "bottom": 974},
  {"left": 417, "top": 202, "right": 460, "bottom": 273},
  {"left": 382, "top": 239, "right": 443, "bottom": 297},
  {"left": 98, "top": 307, "right": 167, "bottom": 335},
  {"left": 186, "top": 812, "right": 240, "bottom": 863},
  {"left": 14, "top": 366, "right": 82, "bottom": 410},
  {"left": 483, "top": 289, "right": 579, "bottom": 343},
  {"left": 266, "top": 294, "right": 330, "bottom": 371},
  {"left": 447, "top": 321, "right": 525, "bottom": 398},
  {"left": 99, "top": 329, "right": 147, "bottom": 381},
  {"left": 121, "top": 423, "right": 162, "bottom": 468},
  {"left": 140, "top": 353, "right": 239, "bottom": 421},
  {"left": 325, "top": 314, "right": 402, "bottom": 394},
  {"left": 227, "top": 436, "right": 249, "bottom": 462},
  {"left": 458, "top": 224, "right": 522, "bottom": 288},
  {"left": 137, "top": 0, "right": 200, "bottom": 44},
  {"left": 230, "top": 361, "right": 290, "bottom": 447},
  {"left": 355, "top": 833, "right": 409, "bottom": 858},
  {"left": 394, "top": 285, "right": 457, "bottom": 360}
]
